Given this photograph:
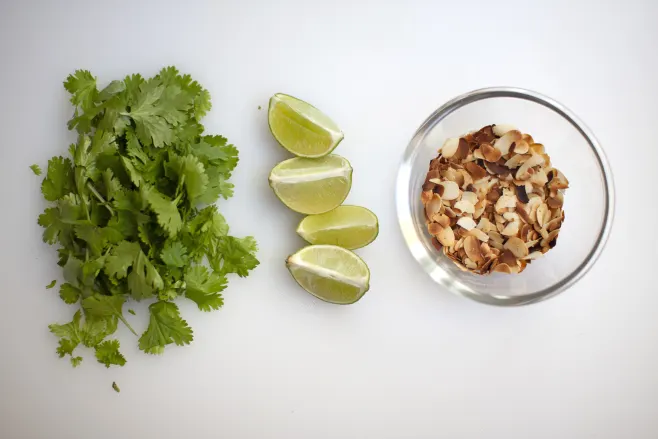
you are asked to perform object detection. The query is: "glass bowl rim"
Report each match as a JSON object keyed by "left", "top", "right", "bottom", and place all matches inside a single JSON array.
[{"left": 395, "top": 86, "right": 616, "bottom": 306}]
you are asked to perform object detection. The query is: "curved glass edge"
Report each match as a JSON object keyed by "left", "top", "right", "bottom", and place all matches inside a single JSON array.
[{"left": 395, "top": 87, "right": 616, "bottom": 306}]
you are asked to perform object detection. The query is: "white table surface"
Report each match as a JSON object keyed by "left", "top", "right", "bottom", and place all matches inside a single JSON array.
[{"left": 1, "top": 0, "right": 656, "bottom": 438}]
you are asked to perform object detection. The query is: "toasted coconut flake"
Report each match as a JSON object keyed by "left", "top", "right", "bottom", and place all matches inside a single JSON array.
[
  {"left": 459, "top": 169, "right": 473, "bottom": 189},
  {"left": 515, "top": 185, "right": 530, "bottom": 204},
  {"left": 500, "top": 249, "right": 517, "bottom": 266},
  {"left": 457, "top": 216, "right": 477, "bottom": 230},
  {"left": 493, "top": 124, "right": 517, "bottom": 137},
  {"left": 494, "top": 130, "right": 522, "bottom": 156},
  {"left": 421, "top": 190, "right": 433, "bottom": 205},
  {"left": 441, "top": 138, "right": 460, "bottom": 158},
  {"left": 523, "top": 251, "right": 543, "bottom": 260},
  {"left": 477, "top": 217, "right": 493, "bottom": 231},
  {"left": 504, "top": 237, "right": 529, "bottom": 258},
  {"left": 437, "top": 225, "right": 455, "bottom": 247},
  {"left": 431, "top": 237, "right": 442, "bottom": 252},
  {"left": 464, "top": 236, "right": 484, "bottom": 263},
  {"left": 544, "top": 217, "right": 562, "bottom": 232},
  {"left": 437, "top": 181, "right": 460, "bottom": 201},
  {"left": 536, "top": 203, "right": 550, "bottom": 227},
  {"left": 454, "top": 199, "right": 475, "bottom": 214},
  {"left": 516, "top": 202, "right": 532, "bottom": 224},
  {"left": 464, "top": 162, "right": 487, "bottom": 181},
  {"left": 484, "top": 161, "right": 511, "bottom": 177}
]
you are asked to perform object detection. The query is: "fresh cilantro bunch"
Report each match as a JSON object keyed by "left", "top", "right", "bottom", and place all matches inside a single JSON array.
[{"left": 38, "top": 67, "right": 259, "bottom": 368}]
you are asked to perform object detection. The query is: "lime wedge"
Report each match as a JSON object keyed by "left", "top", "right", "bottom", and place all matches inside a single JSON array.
[
  {"left": 268, "top": 93, "right": 344, "bottom": 158},
  {"left": 297, "top": 206, "right": 379, "bottom": 250},
  {"left": 286, "top": 245, "right": 370, "bottom": 304},
  {"left": 269, "top": 155, "right": 352, "bottom": 214}
]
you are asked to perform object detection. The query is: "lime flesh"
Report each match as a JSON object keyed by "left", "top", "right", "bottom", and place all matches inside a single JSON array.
[
  {"left": 297, "top": 206, "right": 379, "bottom": 250},
  {"left": 269, "top": 155, "right": 352, "bottom": 215},
  {"left": 286, "top": 245, "right": 370, "bottom": 304},
  {"left": 268, "top": 93, "right": 343, "bottom": 158}
]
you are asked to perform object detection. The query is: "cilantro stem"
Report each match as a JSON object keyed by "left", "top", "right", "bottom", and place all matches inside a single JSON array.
[
  {"left": 86, "top": 182, "right": 115, "bottom": 216},
  {"left": 119, "top": 314, "right": 137, "bottom": 336}
]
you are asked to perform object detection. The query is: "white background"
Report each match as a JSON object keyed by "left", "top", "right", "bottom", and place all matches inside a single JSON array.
[{"left": 0, "top": 0, "right": 655, "bottom": 438}]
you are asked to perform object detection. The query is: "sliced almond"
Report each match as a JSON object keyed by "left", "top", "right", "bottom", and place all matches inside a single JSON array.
[
  {"left": 421, "top": 190, "right": 433, "bottom": 205},
  {"left": 523, "top": 251, "right": 543, "bottom": 260},
  {"left": 454, "top": 199, "right": 475, "bottom": 214},
  {"left": 505, "top": 154, "right": 530, "bottom": 169},
  {"left": 544, "top": 217, "right": 562, "bottom": 232},
  {"left": 464, "top": 236, "right": 484, "bottom": 263},
  {"left": 484, "top": 161, "right": 511, "bottom": 177},
  {"left": 436, "top": 225, "right": 455, "bottom": 247},
  {"left": 461, "top": 191, "right": 478, "bottom": 205},
  {"left": 529, "top": 168, "right": 548, "bottom": 186},
  {"left": 516, "top": 153, "right": 545, "bottom": 180},
  {"left": 481, "top": 143, "right": 502, "bottom": 162},
  {"left": 435, "top": 214, "right": 451, "bottom": 228},
  {"left": 536, "top": 203, "right": 550, "bottom": 227},
  {"left": 493, "top": 124, "right": 517, "bottom": 137},
  {"left": 494, "top": 130, "right": 522, "bottom": 156},
  {"left": 477, "top": 217, "right": 493, "bottom": 231},
  {"left": 468, "top": 228, "right": 490, "bottom": 242},
  {"left": 540, "top": 229, "right": 560, "bottom": 248},
  {"left": 431, "top": 237, "right": 442, "bottom": 252},
  {"left": 424, "top": 194, "right": 443, "bottom": 220},
  {"left": 501, "top": 220, "right": 520, "bottom": 236},
  {"left": 464, "top": 162, "right": 487, "bottom": 181},
  {"left": 530, "top": 143, "right": 545, "bottom": 154},
  {"left": 495, "top": 195, "right": 517, "bottom": 213},
  {"left": 516, "top": 202, "right": 532, "bottom": 224},
  {"left": 437, "top": 181, "right": 460, "bottom": 201},
  {"left": 459, "top": 169, "right": 474, "bottom": 189},
  {"left": 513, "top": 139, "right": 530, "bottom": 154},
  {"left": 428, "top": 222, "right": 443, "bottom": 236},
  {"left": 457, "top": 216, "right": 477, "bottom": 230},
  {"left": 504, "top": 236, "right": 529, "bottom": 258},
  {"left": 473, "top": 148, "right": 485, "bottom": 160},
  {"left": 440, "top": 138, "right": 459, "bottom": 158},
  {"left": 500, "top": 249, "right": 518, "bottom": 267},
  {"left": 547, "top": 192, "right": 564, "bottom": 209},
  {"left": 522, "top": 134, "right": 534, "bottom": 144},
  {"left": 503, "top": 211, "right": 520, "bottom": 222},
  {"left": 492, "top": 263, "right": 513, "bottom": 274},
  {"left": 453, "top": 138, "right": 470, "bottom": 160}
]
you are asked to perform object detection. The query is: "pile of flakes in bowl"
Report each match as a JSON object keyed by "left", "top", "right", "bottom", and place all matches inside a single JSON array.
[{"left": 421, "top": 124, "right": 569, "bottom": 275}]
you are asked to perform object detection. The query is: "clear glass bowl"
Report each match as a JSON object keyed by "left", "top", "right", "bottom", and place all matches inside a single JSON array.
[{"left": 396, "top": 88, "right": 615, "bottom": 306}]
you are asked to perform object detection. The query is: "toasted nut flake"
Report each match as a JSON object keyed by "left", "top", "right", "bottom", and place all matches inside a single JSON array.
[
  {"left": 501, "top": 220, "right": 520, "bottom": 236},
  {"left": 494, "top": 130, "right": 522, "bottom": 156},
  {"left": 481, "top": 143, "right": 502, "bottom": 162},
  {"left": 544, "top": 217, "right": 562, "bottom": 232},
  {"left": 461, "top": 191, "right": 478, "bottom": 205},
  {"left": 468, "top": 228, "right": 490, "bottom": 242},
  {"left": 505, "top": 154, "right": 530, "bottom": 169},
  {"left": 431, "top": 237, "right": 442, "bottom": 252},
  {"left": 547, "top": 192, "right": 564, "bottom": 208},
  {"left": 536, "top": 203, "right": 550, "bottom": 228},
  {"left": 523, "top": 251, "right": 543, "bottom": 260},
  {"left": 436, "top": 214, "right": 451, "bottom": 228},
  {"left": 480, "top": 242, "right": 492, "bottom": 256},
  {"left": 495, "top": 195, "right": 517, "bottom": 213},
  {"left": 464, "top": 162, "right": 487, "bottom": 181},
  {"left": 493, "top": 124, "right": 517, "bottom": 137},
  {"left": 484, "top": 161, "right": 511, "bottom": 177},
  {"left": 459, "top": 169, "right": 474, "bottom": 189},
  {"left": 441, "top": 138, "right": 460, "bottom": 158},
  {"left": 500, "top": 249, "right": 518, "bottom": 266},
  {"left": 504, "top": 237, "right": 529, "bottom": 258},
  {"left": 457, "top": 216, "right": 477, "bottom": 230},
  {"left": 428, "top": 222, "right": 443, "bottom": 236},
  {"left": 477, "top": 217, "right": 493, "bottom": 231},
  {"left": 530, "top": 143, "right": 545, "bottom": 154},
  {"left": 464, "top": 257, "right": 478, "bottom": 270},
  {"left": 503, "top": 211, "right": 520, "bottom": 222},
  {"left": 454, "top": 199, "right": 475, "bottom": 214},
  {"left": 453, "top": 138, "right": 470, "bottom": 160},
  {"left": 421, "top": 190, "right": 433, "bottom": 205},
  {"left": 437, "top": 225, "right": 455, "bottom": 247},
  {"left": 425, "top": 194, "right": 443, "bottom": 220},
  {"left": 540, "top": 229, "right": 560, "bottom": 248},
  {"left": 437, "top": 181, "right": 460, "bottom": 201},
  {"left": 516, "top": 154, "right": 545, "bottom": 180},
  {"left": 492, "top": 262, "right": 513, "bottom": 274},
  {"left": 513, "top": 139, "right": 530, "bottom": 154},
  {"left": 464, "top": 236, "right": 484, "bottom": 263}
]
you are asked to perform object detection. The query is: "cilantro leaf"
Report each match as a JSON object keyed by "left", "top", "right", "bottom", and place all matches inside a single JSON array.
[
  {"left": 59, "top": 283, "right": 81, "bottom": 304},
  {"left": 139, "top": 301, "right": 193, "bottom": 354},
  {"left": 41, "top": 156, "right": 75, "bottom": 201},
  {"left": 144, "top": 187, "right": 182, "bottom": 236},
  {"left": 95, "top": 340, "right": 126, "bottom": 368},
  {"left": 82, "top": 294, "right": 137, "bottom": 335},
  {"left": 211, "top": 236, "right": 259, "bottom": 277},
  {"left": 166, "top": 154, "right": 208, "bottom": 202},
  {"left": 184, "top": 265, "right": 226, "bottom": 311},
  {"left": 160, "top": 241, "right": 189, "bottom": 267},
  {"left": 64, "top": 70, "right": 97, "bottom": 112},
  {"left": 46, "top": 280, "right": 57, "bottom": 289},
  {"left": 112, "top": 381, "right": 120, "bottom": 392},
  {"left": 127, "top": 250, "right": 163, "bottom": 300},
  {"left": 30, "top": 164, "right": 42, "bottom": 175},
  {"left": 71, "top": 357, "right": 83, "bottom": 367}
]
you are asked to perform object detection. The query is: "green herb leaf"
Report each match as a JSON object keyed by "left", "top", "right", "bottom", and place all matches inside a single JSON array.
[{"left": 139, "top": 301, "right": 193, "bottom": 354}]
